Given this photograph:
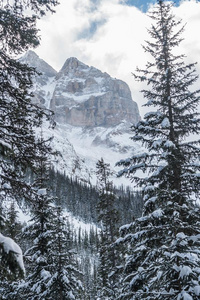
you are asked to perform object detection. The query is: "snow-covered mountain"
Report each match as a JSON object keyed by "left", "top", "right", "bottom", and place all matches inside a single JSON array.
[{"left": 21, "top": 51, "right": 141, "bottom": 185}]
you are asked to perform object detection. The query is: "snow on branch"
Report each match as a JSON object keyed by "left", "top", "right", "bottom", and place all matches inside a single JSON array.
[{"left": 0, "top": 232, "right": 25, "bottom": 275}]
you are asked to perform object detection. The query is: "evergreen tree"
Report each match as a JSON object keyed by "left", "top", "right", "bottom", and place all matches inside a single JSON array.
[
  {"left": 0, "top": 0, "right": 58, "bottom": 201},
  {"left": 117, "top": 1, "right": 200, "bottom": 299},
  {"left": 0, "top": 0, "right": 58, "bottom": 276},
  {"left": 46, "top": 204, "right": 83, "bottom": 300},
  {"left": 7, "top": 135, "right": 83, "bottom": 300},
  {"left": 5, "top": 200, "right": 22, "bottom": 240},
  {"left": 16, "top": 136, "right": 55, "bottom": 300},
  {"left": 96, "top": 158, "right": 120, "bottom": 300}
]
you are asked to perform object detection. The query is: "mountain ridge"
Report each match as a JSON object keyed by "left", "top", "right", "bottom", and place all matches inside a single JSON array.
[
  {"left": 22, "top": 51, "right": 141, "bottom": 185},
  {"left": 50, "top": 55, "right": 140, "bottom": 127}
]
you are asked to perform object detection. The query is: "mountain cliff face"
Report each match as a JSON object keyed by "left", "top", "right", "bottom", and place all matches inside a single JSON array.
[
  {"left": 51, "top": 57, "right": 140, "bottom": 127},
  {"left": 21, "top": 51, "right": 141, "bottom": 184}
]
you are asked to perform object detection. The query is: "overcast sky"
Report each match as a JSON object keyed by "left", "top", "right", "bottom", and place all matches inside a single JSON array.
[{"left": 35, "top": 0, "right": 200, "bottom": 117}]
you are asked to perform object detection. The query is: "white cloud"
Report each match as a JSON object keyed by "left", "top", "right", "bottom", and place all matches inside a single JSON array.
[{"left": 36, "top": 0, "right": 200, "bottom": 117}]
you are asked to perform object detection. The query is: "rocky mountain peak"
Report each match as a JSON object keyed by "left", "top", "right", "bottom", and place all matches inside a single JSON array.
[
  {"left": 52, "top": 58, "right": 140, "bottom": 127},
  {"left": 21, "top": 51, "right": 140, "bottom": 127},
  {"left": 61, "top": 57, "right": 84, "bottom": 71},
  {"left": 22, "top": 49, "right": 39, "bottom": 61},
  {"left": 19, "top": 51, "right": 57, "bottom": 107},
  {"left": 21, "top": 50, "right": 57, "bottom": 81},
  {"left": 56, "top": 56, "right": 106, "bottom": 81}
]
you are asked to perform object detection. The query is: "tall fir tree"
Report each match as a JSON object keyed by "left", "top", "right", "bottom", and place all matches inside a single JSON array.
[
  {"left": 7, "top": 135, "right": 83, "bottom": 300},
  {"left": 13, "top": 135, "right": 56, "bottom": 300},
  {"left": 0, "top": 0, "right": 58, "bottom": 202},
  {"left": 96, "top": 158, "right": 120, "bottom": 300},
  {"left": 117, "top": 1, "right": 200, "bottom": 299},
  {"left": 46, "top": 204, "right": 83, "bottom": 300},
  {"left": 0, "top": 0, "right": 58, "bottom": 276},
  {"left": 5, "top": 200, "right": 22, "bottom": 240}
]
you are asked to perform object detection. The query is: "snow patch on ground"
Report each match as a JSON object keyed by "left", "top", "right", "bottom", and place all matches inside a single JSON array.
[{"left": 63, "top": 210, "right": 100, "bottom": 234}]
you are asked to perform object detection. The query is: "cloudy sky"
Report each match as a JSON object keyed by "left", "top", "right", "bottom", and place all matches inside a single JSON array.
[{"left": 36, "top": 0, "right": 200, "bottom": 117}]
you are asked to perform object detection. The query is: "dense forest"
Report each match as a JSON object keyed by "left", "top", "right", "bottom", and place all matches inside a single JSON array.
[
  {"left": 49, "top": 168, "right": 143, "bottom": 224},
  {"left": 0, "top": 163, "right": 143, "bottom": 299}
]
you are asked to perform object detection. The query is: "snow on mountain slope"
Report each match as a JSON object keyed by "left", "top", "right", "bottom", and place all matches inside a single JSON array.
[
  {"left": 21, "top": 51, "right": 142, "bottom": 186},
  {"left": 55, "top": 123, "right": 141, "bottom": 185}
]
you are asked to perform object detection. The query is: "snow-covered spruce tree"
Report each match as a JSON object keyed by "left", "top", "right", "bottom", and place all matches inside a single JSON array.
[
  {"left": 46, "top": 204, "right": 83, "bottom": 300},
  {"left": 10, "top": 136, "right": 56, "bottom": 300},
  {"left": 0, "top": 0, "right": 58, "bottom": 203},
  {"left": 96, "top": 158, "right": 121, "bottom": 300},
  {"left": 8, "top": 136, "right": 83, "bottom": 300},
  {"left": 0, "top": 0, "right": 58, "bottom": 276},
  {"left": 0, "top": 201, "right": 24, "bottom": 296},
  {"left": 0, "top": 231, "right": 25, "bottom": 300},
  {"left": 5, "top": 200, "right": 22, "bottom": 240},
  {"left": 116, "top": 1, "right": 200, "bottom": 299}
]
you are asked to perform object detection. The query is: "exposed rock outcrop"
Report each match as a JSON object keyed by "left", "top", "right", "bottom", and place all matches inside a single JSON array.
[
  {"left": 22, "top": 52, "right": 140, "bottom": 127},
  {"left": 50, "top": 57, "right": 140, "bottom": 127},
  {"left": 20, "top": 51, "right": 57, "bottom": 107},
  {"left": 20, "top": 50, "right": 57, "bottom": 83}
]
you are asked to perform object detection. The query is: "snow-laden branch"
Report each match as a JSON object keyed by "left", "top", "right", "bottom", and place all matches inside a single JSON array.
[{"left": 0, "top": 232, "right": 25, "bottom": 275}]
